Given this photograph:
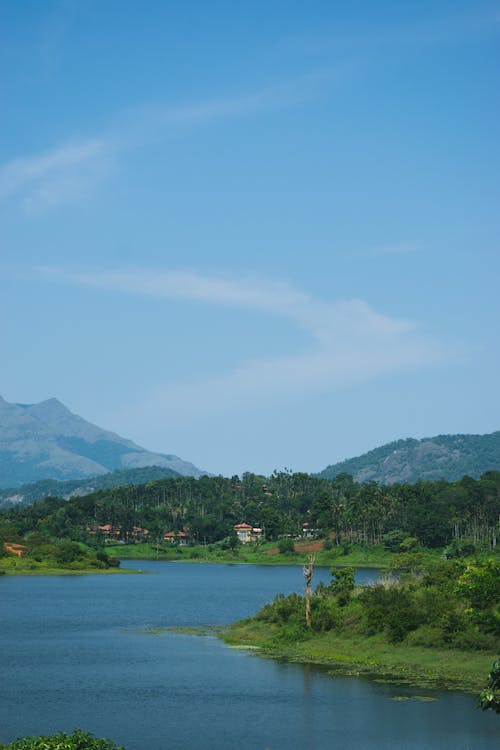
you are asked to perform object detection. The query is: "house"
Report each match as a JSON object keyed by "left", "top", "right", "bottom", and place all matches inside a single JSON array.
[
  {"left": 96, "top": 524, "right": 121, "bottom": 539},
  {"left": 234, "top": 523, "right": 253, "bottom": 544},
  {"left": 131, "top": 526, "right": 149, "bottom": 542},
  {"left": 302, "top": 522, "right": 319, "bottom": 539},
  {"left": 234, "top": 523, "right": 264, "bottom": 544},
  {"left": 3, "top": 542, "right": 26, "bottom": 557},
  {"left": 163, "top": 531, "right": 191, "bottom": 546}
]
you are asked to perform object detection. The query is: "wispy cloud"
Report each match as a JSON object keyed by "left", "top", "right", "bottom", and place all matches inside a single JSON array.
[
  {"left": 39, "top": 267, "right": 443, "bottom": 422},
  {"left": 0, "top": 70, "right": 335, "bottom": 213},
  {"left": 0, "top": 138, "right": 109, "bottom": 212}
]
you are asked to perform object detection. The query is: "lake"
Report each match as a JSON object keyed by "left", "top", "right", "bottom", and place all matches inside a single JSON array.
[{"left": 0, "top": 561, "right": 497, "bottom": 750}]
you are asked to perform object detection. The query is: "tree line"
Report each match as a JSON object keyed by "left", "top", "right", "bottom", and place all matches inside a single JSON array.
[{"left": 0, "top": 470, "right": 498, "bottom": 551}]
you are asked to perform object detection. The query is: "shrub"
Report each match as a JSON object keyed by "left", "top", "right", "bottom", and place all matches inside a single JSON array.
[
  {"left": 360, "top": 584, "right": 424, "bottom": 642},
  {"left": 257, "top": 593, "right": 304, "bottom": 625},
  {"left": 311, "top": 595, "right": 342, "bottom": 632},
  {"left": 444, "top": 539, "right": 476, "bottom": 559},
  {"left": 382, "top": 530, "right": 406, "bottom": 552},
  {"left": 0, "top": 729, "right": 124, "bottom": 750},
  {"left": 277, "top": 538, "right": 295, "bottom": 555}
]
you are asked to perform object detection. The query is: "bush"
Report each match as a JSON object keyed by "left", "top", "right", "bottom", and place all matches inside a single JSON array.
[
  {"left": 277, "top": 538, "right": 295, "bottom": 555},
  {"left": 382, "top": 530, "right": 406, "bottom": 552},
  {"left": 311, "top": 595, "right": 342, "bottom": 632},
  {"left": 444, "top": 539, "right": 476, "bottom": 559},
  {"left": 0, "top": 729, "right": 124, "bottom": 750},
  {"left": 53, "top": 542, "right": 85, "bottom": 566},
  {"left": 360, "top": 584, "right": 424, "bottom": 642},
  {"left": 327, "top": 567, "right": 355, "bottom": 606},
  {"left": 479, "top": 660, "right": 500, "bottom": 713},
  {"left": 257, "top": 593, "right": 304, "bottom": 625}
]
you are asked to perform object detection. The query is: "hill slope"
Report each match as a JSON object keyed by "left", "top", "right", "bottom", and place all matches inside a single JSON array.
[
  {"left": 0, "top": 465, "right": 183, "bottom": 509},
  {"left": 0, "top": 395, "right": 205, "bottom": 487},
  {"left": 317, "top": 431, "right": 500, "bottom": 484}
]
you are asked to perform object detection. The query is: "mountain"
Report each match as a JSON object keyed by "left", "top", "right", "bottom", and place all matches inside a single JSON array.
[
  {"left": 0, "top": 465, "right": 183, "bottom": 509},
  {"left": 0, "top": 395, "right": 206, "bottom": 488},
  {"left": 317, "top": 431, "right": 500, "bottom": 484}
]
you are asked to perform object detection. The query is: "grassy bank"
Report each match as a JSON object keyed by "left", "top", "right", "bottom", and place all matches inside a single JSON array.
[
  {"left": 0, "top": 556, "right": 133, "bottom": 576},
  {"left": 219, "top": 620, "right": 495, "bottom": 693},
  {"left": 105, "top": 541, "right": 442, "bottom": 568}
]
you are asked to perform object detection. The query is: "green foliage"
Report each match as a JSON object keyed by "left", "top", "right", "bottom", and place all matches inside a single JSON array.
[
  {"left": 53, "top": 541, "right": 85, "bottom": 565},
  {"left": 325, "top": 567, "right": 355, "bottom": 606},
  {"left": 277, "top": 537, "right": 295, "bottom": 555},
  {"left": 1, "top": 469, "right": 499, "bottom": 559},
  {"left": 444, "top": 538, "right": 476, "bottom": 559},
  {"left": 318, "top": 431, "right": 500, "bottom": 484},
  {"left": 479, "top": 660, "right": 500, "bottom": 713},
  {"left": 0, "top": 729, "right": 124, "bottom": 750},
  {"left": 383, "top": 530, "right": 407, "bottom": 551},
  {"left": 257, "top": 593, "right": 304, "bottom": 625},
  {"left": 360, "top": 584, "right": 424, "bottom": 642},
  {"left": 0, "top": 466, "right": 181, "bottom": 510},
  {"left": 241, "top": 557, "right": 500, "bottom": 656},
  {"left": 310, "top": 595, "right": 342, "bottom": 631},
  {"left": 457, "top": 560, "right": 500, "bottom": 635}
]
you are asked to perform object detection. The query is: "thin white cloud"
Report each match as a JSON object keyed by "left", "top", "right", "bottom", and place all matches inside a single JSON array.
[
  {"left": 0, "top": 70, "right": 335, "bottom": 212},
  {"left": 0, "top": 138, "right": 108, "bottom": 211},
  {"left": 39, "top": 266, "right": 443, "bottom": 422},
  {"left": 39, "top": 267, "right": 309, "bottom": 313}
]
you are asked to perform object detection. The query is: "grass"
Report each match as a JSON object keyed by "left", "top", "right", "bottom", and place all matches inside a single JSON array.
[
  {"left": 0, "top": 557, "right": 135, "bottom": 576},
  {"left": 219, "top": 619, "right": 496, "bottom": 693},
  {"left": 104, "top": 541, "right": 442, "bottom": 568}
]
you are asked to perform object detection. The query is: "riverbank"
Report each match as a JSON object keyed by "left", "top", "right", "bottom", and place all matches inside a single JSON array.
[
  {"left": 0, "top": 559, "right": 136, "bottom": 575},
  {"left": 219, "top": 619, "right": 496, "bottom": 693},
  {"left": 105, "top": 541, "right": 442, "bottom": 569}
]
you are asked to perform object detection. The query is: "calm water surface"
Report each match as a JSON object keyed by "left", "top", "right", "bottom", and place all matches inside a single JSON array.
[{"left": 0, "top": 561, "right": 497, "bottom": 750}]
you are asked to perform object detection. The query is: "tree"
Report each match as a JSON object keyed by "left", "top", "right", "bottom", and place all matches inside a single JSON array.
[
  {"left": 277, "top": 537, "right": 295, "bottom": 555},
  {"left": 303, "top": 554, "right": 315, "bottom": 628},
  {"left": 457, "top": 560, "right": 500, "bottom": 635},
  {"left": 328, "top": 566, "right": 355, "bottom": 606}
]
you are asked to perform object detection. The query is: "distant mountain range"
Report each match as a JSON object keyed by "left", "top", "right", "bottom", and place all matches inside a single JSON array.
[
  {"left": 317, "top": 431, "right": 500, "bottom": 484},
  {"left": 0, "top": 395, "right": 205, "bottom": 488}
]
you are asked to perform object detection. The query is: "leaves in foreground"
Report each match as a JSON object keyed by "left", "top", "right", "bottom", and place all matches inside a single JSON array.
[{"left": 0, "top": 729, "right": 125, "bottom": 750}]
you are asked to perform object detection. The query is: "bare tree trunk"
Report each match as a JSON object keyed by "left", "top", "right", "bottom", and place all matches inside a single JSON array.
[{"left": 303, "top": 554, "right": 315, "bottom": 629}]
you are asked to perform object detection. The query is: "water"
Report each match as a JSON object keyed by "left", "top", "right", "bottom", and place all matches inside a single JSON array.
[{"left": 0, "top": 562, "right": 497, "bottom": 750}]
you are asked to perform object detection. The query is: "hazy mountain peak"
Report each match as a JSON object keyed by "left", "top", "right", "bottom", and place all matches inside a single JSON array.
[{"left": 0, "top": 395, "right": 206, "bottom": 487}]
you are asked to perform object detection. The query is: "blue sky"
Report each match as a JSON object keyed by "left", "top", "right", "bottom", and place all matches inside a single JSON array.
[{"left": 1, "top": 1, "right": 499, "bottom": 475}]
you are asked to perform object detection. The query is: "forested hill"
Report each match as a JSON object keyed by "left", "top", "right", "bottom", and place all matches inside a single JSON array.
[
  {"left": 317, "top": 431, "right": 500, "bottom": 484},
  {"left": 0, "top": 465, "right": 181, "bottom": 510},
  {"left": 2, "top": 471, "right": 499, "bottom": 551}
]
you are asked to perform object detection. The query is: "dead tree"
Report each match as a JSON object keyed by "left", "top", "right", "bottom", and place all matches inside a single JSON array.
[{"left": 303, "top": 554, "right": 315, "bottom": 628}]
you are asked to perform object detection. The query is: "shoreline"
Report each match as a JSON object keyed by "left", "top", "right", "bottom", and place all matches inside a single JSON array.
[
  {"left": 217, "top": 622, "right": 495, "bottom": 694},
  {"left": 0, "top": 565, "right": 138, "bottom": 576}
]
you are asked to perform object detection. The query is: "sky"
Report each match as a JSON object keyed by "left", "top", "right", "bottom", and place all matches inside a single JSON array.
[{"left": 1, "top": 0, "right": 499, "bottom": 476}]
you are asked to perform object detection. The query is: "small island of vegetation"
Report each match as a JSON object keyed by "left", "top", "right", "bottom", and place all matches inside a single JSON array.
[{"left": 220, "top": 557, "right": 500, "bottom": 694}]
